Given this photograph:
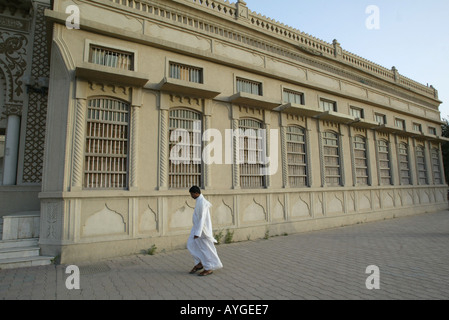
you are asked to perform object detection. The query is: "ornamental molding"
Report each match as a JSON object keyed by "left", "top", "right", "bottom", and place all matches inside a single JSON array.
[{"left": 0, "top": 31, "right": 28, "bottom": 103}]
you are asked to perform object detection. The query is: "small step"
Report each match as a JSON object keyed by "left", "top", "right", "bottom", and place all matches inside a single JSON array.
[
  {"left": 0, "top": 238, "right": 39, "bottom": 250},
  {"left": 1, "top": 212, "right": 39, "bottom": 240},
  {"left": 0, "top": 256, "right": 53, "bottom": 270},
  {"left": 0, "top": 246, "right": 40, "bottom": 260},
  {"left": 0, "top": 237, "right": 54, "bottom": 270}
]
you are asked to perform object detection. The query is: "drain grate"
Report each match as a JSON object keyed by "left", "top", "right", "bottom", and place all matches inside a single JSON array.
[{"left": 78, "top": 263, "right": 111, "bottom": 275}]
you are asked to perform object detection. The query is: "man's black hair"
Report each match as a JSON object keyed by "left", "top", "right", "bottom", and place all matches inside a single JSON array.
[{"left": 189, "top": 186, "right": 201, "bottom": 194}]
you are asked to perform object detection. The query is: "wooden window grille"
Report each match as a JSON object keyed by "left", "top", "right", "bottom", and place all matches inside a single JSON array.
[
  {"left": 84, "top": 98, "right": 130, "bottom": 189},
  {"left": 398, "top": 143, "right": 411, "bottom": 185},
  {"left": 239, "top": 119, "right": 265, "bottom": 188},
  {"left": 416, "top": 145, "right": 428, "bottom": 185},
  {"left": 89, "top": 45, "right": 134, "bottom": 71},
  {"left": 286, "top": 126, "right": 307, "bottom": 187},
  {"left": 169, "top": 62, "right": 203, "bottom": 84},
  {"left": 354, "top": 136, "right": 369, "bottom": 185},
  {"left": 283, "top": 89, "right": 304, "bottom": 105},
  {"left": 323, "top": 131, "right": 341, "bottom": 186},
  {"left": 431, "top": 148, "right": 442, "bottom": 185},
  {"left": 378, "top": 140, "right": 392, "bottom": 185},
  {"left": 236, "top": 78, "right": 262, "bottom": 96},
  {"left": 169, "top": 109, "right": 202, "bottom": 189}
]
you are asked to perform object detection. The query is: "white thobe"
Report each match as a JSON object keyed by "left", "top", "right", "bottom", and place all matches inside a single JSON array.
[{"left": 187, "top": 194, "right": 223, "bottom": 271}]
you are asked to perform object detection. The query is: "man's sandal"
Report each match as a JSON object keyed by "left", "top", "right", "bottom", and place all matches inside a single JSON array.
[
  {"left": 189, "top": 265, "right": 203, "bottom": 274},
  {"left": 198, "top": 270, "right": 213, "bottom": 277}
]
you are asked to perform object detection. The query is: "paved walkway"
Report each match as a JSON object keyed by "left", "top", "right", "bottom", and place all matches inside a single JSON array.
[{"left": 1, "top": 210, "right": 449, "bottom": 301}]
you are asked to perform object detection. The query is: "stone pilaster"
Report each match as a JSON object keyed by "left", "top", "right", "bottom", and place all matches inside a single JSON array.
[{"left": 71, "top": 98, "right": 87, "bottom": 191}]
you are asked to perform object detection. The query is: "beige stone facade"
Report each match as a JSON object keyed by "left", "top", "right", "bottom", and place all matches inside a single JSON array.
[{"left": 1, "top": 0, "right": 447, "bottom": 264}]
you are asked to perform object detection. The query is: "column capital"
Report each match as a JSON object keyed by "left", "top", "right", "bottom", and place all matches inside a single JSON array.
[{"left": 3, "top": 103, "right": 23, "bottom": 117}]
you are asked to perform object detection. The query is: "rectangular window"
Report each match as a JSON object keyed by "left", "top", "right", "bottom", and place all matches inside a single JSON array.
[
  {"left": 169, "top": 62, "right": 203, "bottom": 84},
  {"left": 239, "top": 119, "right": 265, "bottom": 188},
  {"left": 283, "top": 89, "right": 304, "bottom": 105},
  {"left": 428, "top": 127, "right": 437, "bottom": 135},
  {"left": 237, "top": 78, "right": 262, "bottom": 96},
  {"left": 84, "top": 98, "right": 130, "bottom": 189},
  {"left": 320, "top": 99, "right": 337, "bottom": 112},
  {"left": 286, "top": 126, "right": 307, "bottom": 187},
  {"left": 169, "top": 109, "right": 202, "bottom": 189},
  {"left": 395, "top": 118, "right": 406, "bottom": 130},
  {"left": 350, "top": 107, "right": 364, "bottom": 119},
  {"left": 89, "top": 45, "right": 134, "bottom": 71},
  {"left": 375, "top": 113, "right": 386, "bottom": 125},
  {"left": 413, "top": 123, "right": 422, "bottom": 133}
]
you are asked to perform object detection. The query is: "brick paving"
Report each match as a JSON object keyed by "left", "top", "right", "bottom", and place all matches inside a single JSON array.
[{"left": 1, "top": 209, "right": 449, "bottom": 300}]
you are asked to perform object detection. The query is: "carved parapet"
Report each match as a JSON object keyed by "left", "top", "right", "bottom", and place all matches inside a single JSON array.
[
  {"left": 236, "top": 0, "right": 248, "bottom": 20},
  {"left": 392, "top": 66, "right": 400, "bottom": 83},
  {"left": 333, "top": 39, "right": 342, "bottom": 59},
  {"left": 99, "top": 0, "right": 438, "bottom": 100}
]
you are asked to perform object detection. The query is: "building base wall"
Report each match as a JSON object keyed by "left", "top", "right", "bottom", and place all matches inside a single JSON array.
[
  {"left": 38, "top": 186, "right": 448, "bottom": 264},
  {"left": 0, "top": 186, "right": 41, "bottom": 217}
]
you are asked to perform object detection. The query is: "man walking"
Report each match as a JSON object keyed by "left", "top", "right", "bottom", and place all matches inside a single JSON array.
[{"left": 187, "top": 186, "right": 223, "bottom": 276}]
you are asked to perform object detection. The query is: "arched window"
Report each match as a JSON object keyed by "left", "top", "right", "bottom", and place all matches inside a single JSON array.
[
  {"left": 239, "top": 118, "right": 265, "bottom": 188},
  {"left": 431, "top": 147, "right": 443, "bottom": 185},
  {"left": 84, "top": 97, "right": 130, "bottom": 189},
  {"left": 286, "top": 126, "right": 307, "bottom": 187},
  {"left": 323, "top": 131, "right": 341, "bottom": 186},
  {"left": 415, "top": 145, "right": 428, "bottom": 185},
  {"left": 378, "top": 140, "right": 392, "bottom": 185},
  {"left": 398, "top": 142, "right": 410, "bottom": 185},
  {"left": 354, "top": 136, "right": 368, "bottom": 185},
  {"left": 169, "top": 108, "right": 202, "bottom": 189}
]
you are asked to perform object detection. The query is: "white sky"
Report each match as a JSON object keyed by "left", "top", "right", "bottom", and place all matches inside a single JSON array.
[{"left": 244, "top": 0, "right": 449, "bottom": 121}]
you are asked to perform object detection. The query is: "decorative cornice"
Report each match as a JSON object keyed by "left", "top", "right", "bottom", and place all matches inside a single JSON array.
[{"left": 178, "top": 0, "right": 436, "bottom": 99}]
